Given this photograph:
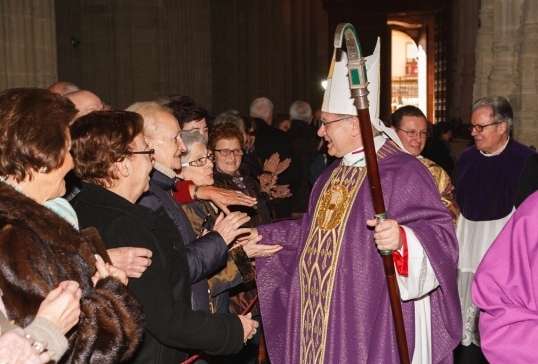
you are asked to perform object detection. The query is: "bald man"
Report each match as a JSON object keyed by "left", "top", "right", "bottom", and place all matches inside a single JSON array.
[
  {"left": 65, "top": 90, "right": 104, "bottom": 118},
  {"left": 48, "top": 81, "right": 80, "bottom": 96}
]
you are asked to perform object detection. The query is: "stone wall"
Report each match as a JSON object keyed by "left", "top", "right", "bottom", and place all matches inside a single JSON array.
[
  {"left": 0, "top": 0, "right": 57, "bottom": 89},
  {"left": 473, "top": 0, "right": 538, "bottom": 146}
]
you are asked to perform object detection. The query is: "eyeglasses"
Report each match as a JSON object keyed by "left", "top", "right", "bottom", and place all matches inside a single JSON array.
[
  {"left": 182, "top": 153, "right": 215, "bottom": 167},
  {"left": 125, "top": 149, "right": 155, "bottom": 156},
  {"left": 466, "top": 121, "right": 504, "bottom": 132},
  {"left": 214, "top": 148, "right": 244, "bottom": 157},
  {"left": 186, "top": 127, "right": 209, "bottom": 134},
  {"left": 395, "top": 127, "right": 429, "bottom": 139},
  {"left": 320, "top": 116, "right": 349, "bottom": 128}
]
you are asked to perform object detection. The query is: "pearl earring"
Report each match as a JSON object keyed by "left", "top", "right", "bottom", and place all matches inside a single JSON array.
[{"left": 40, "top": 167, "right": 48, "bottom": 173}]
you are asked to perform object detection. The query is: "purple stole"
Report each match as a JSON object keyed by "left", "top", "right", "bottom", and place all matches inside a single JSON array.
[{"left": 456, "top": 140, "right": 536, "bottom": 221}]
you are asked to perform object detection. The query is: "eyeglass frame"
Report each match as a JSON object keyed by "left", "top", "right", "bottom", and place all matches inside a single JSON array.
[
  {"left": 181, "top": 152, "right": 215, "bottom": 167},
  {"left": 213, "top": 148, "right": 244, "bottom": 157},
  {"left": 395, "top": 127, "right": 429, "bottom": 139},
  {"left": 320, "top": 116, "right": 349, "bottom": 128},
  {"left": 466, "top": 120, "right": 505, "bottom": 132},
  {"left": 125, "top": 149, "right": 155, "bottom": 156}
]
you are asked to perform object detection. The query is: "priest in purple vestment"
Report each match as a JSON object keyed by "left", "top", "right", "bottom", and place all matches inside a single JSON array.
[
  {"left": 472, "top": 190, "right": 538, "bottom": 363},
  {"left": 243, "top": 37, "right": 461, "bottom": 363},
  {"left": 453, "top": 95, "right": 538, "bottom": 363}
]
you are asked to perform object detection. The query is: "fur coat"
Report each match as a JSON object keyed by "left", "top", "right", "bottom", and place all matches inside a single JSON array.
[{"left": 0, "top": 182, "right": 144, "bottom": 363}]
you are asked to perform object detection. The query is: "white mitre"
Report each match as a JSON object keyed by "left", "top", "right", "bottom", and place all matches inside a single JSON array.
[{"left": 321, "top": 39, "right": 406, "bottom": 152}]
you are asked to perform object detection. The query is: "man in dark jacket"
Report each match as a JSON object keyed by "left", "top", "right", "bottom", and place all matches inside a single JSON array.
[
  {"left": 287, "top": 100, "right": 320, "bottom": 216},
  {"left": 126, "top": 101, "right": 251, "bottom": 311},
  {"left": 127, "top": 102, "right": 280, "bottom": 313},
  {"left": 250, "top": 97, "right": 302, "bottom": 219}
]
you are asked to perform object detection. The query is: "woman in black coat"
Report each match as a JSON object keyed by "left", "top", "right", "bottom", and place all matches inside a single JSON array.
[{"left": 69, "top": 110, "right": 259, "bottom": 363}]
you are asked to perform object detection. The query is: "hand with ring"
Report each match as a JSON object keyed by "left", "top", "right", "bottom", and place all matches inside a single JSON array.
[
  {"left": 212, "top": 212, "right": 252, "bottom": 245},
  {"left": 0, "top": 328, "right": 51, "bottom": 363},
  {"left": 238, "top": 312, "right": 259, "bottom": 343},
  {"left": 193, "top": 186, "right": 257, "bottom": 214}
]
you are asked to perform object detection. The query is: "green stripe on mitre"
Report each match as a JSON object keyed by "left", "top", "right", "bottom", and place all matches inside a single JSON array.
[
  {"left": 349, "top": 68, "right": 361, "bottom": 85},
  {"left": 342, "top": 24, "right": 364, "bottom": 58}
]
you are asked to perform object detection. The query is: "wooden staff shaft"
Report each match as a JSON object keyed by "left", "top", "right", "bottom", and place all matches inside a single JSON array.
[{"left": 356, "top": 106, "right": 410, "bottom": 364}]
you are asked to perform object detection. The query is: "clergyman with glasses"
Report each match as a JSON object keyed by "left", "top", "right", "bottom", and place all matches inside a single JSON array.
[
  {"left": 452, "top": 95, "right": 538, "bottom": 363},
  {"left": 390, "top": 105, "right": 459, "bottom": 225},
  {"left": 244, "top": 41, "right": 461, "bottom": 363}
]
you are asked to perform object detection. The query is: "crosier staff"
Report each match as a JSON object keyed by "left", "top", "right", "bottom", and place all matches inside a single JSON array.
[{"left": 334, "top": 23, "right": 410, "bottom": 364}]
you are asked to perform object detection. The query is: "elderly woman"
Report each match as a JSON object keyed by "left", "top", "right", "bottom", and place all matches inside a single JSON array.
[
  {"left": 70, "top": 110, "right": 259, "bottom": 364},
  {"left": 0, "top": 88, "right": 143, "bottom": 363},
  {"left": 209, "top": 123, "right": 273, "bottom": 226},
  {"left": 208, "top": 123, "right": 280, "bottom": 363},
  {"left": 178, "top": 131, "right": 281, "bottom": 317},
  {"left": 214, "top": 113, "right": 291, "bottom": 201}
]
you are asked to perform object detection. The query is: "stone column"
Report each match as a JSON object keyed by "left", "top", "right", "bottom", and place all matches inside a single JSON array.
[
  {"left": 451, "top": 0, "right": 480, "bottom": 123},
  {"left": 473, "top": 0, "right": 495, "bottom": 101},
  {"left": 516, "top": 0, "right": 538, "bottom": 145},
  {"left": 0, "top": 0, "right": 57, "bottom": 89},
  {"left": 487, "top": 0, "right": 523, "bottom": 96}
]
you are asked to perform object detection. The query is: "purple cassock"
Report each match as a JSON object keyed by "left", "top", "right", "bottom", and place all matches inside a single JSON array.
[
  {"left": 255, "top": 141, "right": 461, "bottom": 364},
  {"left": 472, "top": 190, "right": 538, "bottom": 363}
]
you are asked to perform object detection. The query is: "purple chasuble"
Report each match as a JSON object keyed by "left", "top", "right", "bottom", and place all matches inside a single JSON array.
[
  {"left": 456, "top": 140, "right": 536, "bottom": 221},
  {"left": 256, "top": 141, "right": 461, "bottom": 363},
  {"left": 472, "top": 190, "right": 538, "bottom": 363}
]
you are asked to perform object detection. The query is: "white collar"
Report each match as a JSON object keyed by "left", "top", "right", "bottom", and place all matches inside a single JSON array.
[
  {"left": 480, "top": 136, "right": 510, "bottom": 157},
  {"left": 342, "top": 136, "right": 386, "bottom": 167}
]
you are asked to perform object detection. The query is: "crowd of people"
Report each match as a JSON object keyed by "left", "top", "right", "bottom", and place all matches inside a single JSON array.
[{"left": 0, "top": 41, "right": 537, "bottom": 364}]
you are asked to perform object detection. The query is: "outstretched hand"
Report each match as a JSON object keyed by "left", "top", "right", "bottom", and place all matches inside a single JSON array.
[
  {"left": 198, "top": 186, "right": 257, "bottom": 214},
  {"left": 234, "top": 228, "right": 283, "bottom": 258},
  {"left": 213, "top": 212, "right": 252, "bottom": 245}
]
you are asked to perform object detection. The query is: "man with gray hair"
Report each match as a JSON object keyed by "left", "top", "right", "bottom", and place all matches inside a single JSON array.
[
  {"left": 454, "top": 95, "right": 538, "bottom": 363},
  {"left": 250, "top": 97, "right": 274, "bottom": 125},
  {"left": 287, "top": 100, "right": 319, "bottom": 216},
  {"left": 250, "top": 97, "right": 301, "bottom": 219},
  {"left": 289, "top": 100, "right": 313, "bottom": 123}
]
